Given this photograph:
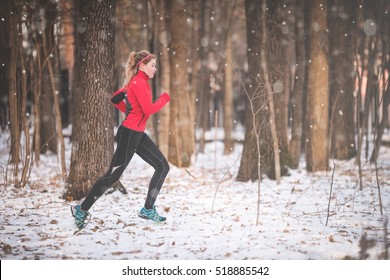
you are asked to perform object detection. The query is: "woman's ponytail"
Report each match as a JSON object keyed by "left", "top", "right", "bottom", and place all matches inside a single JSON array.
[{"left": 124, "top": 51, "right": 137, "bottom": 85}]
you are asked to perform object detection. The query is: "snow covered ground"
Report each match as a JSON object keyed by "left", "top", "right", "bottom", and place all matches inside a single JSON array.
[{"left": 1, "top": 128, "right": 389, "bottom": 261}]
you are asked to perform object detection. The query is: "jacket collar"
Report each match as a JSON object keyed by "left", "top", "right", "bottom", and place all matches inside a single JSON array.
[{"left": 137, "top": 70, "right": 150, "bottom": 81}]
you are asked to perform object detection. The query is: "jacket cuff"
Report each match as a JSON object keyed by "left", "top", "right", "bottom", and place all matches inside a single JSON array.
[{"left": 161, "top": 92, "right": 170, "bottom": 103}]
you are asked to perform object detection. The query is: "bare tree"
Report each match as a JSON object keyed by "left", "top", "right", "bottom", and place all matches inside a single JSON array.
[
  {"left": 188, "top": 0, "right": 198, "bottom": 151},
  {"left": 370, "top": 0, "right": 390, "bottom": 163},
  {"left": 166, "top": 0, "right": 194, "bottom": 167},
  {"left": 0, "top": 1, "right": 10, "bottom": 130},
  {"left": 260, "top": 0, "right": 281, "bottom": 184},
  {"left": 354, "top": 0, "right": 364, "bottom": 191},
  {"left": 329, "top": 0, "right": 357, "bottom": 160},
  {"left": 289, "top": 0, "right": 306, "bottom": 169},
  {"left": 222, "top": 1, "right": 237, "bottom": 155},
  {"left": 196, "top": 0, "right": 211, "bottom": 154},
  {"left": 305, "top": 0, "right": 329, "bottom": 172},
  {"left": 237, "top": 0, "right": 263, "bottom": 182},
  {"left": 19, "top": 3, "right": 32, "bottom": 188},
  {"left": 40, "top": 0, "right": 66, "bottom": 178},
  {"left": 238, "top": 0, "right": 290, "bottom": 182},
  {"left": 7, "top": 0, "right": 20, "bottom": 169},
  {"left": 152, "top": 0, "right": 170, "bottom": 157},
  {"left": 37, "top": 0, "right": 57, "bottom": 155},
  {"left": 58, "top": 0, "right": 74, "bottom": 127},
  {"left": 66, "top": 0, "right": 116, "bottom": 200}
]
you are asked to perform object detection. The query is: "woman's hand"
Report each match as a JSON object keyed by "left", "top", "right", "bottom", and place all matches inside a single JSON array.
[{"left": 160, "top": 92, "right": 170, "bottom": 102}]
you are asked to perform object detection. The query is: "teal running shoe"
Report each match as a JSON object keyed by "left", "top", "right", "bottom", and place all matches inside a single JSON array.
[
  {"left": 71, "top": 205, "right": 90, "bottom": 229},
  {"left": 138, "top": 206, "right": 166, "bottom": 222}
]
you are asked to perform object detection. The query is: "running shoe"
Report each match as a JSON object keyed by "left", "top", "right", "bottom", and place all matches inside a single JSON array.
[
  {"left": 138, "top": 206, "right": 166, "bottom": 222},
  {"left": 71, "top": 204, "right": 90, "bottom": 229}
]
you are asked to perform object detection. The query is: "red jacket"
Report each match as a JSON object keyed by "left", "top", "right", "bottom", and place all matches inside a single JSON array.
[{"left": 111, "top": 71, "right": 170, "bottom": 132}]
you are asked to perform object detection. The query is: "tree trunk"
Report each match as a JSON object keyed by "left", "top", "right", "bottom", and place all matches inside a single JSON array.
[
  {"left": 370, "top": 0, "right": 390, "bottom": 162},
  {"left": 237, "top": 0, "right": 263, "bottom": 182},
  {"left": 67, "top": 0, "right": 116, "bottom": 200},
  {"left": 197, "top": 0, "right": 211, "bottom": 153},
  {"left": 223, "top": 2, "right": 235, "bottom": 155},
  {"left": 264, "top": 0, "right": 290, "bottom": 180},
  {"left": 289, "top": 0, "right": 306, "bottom": 169},
  {"left": 305, "top": 0, "right": 329, "bottom": 172},
  {"left": 0, "top": 1, "right": 9, "bottom": 130},
  {"left": 33, "top": 40, "right": 42, "bottom": 163},
  {"left": 59, "top": 0, "right": 74, "bottom": 127},
  {"left": 19, "top": 12, "right": 32, "bottom": 188},
  {"left": 260, "top": 0, "right": 282, "bottom": 183},
  {"left": 155, "top": 0, "right": 170, "bottom": 158},
  {"left": 371, "top": 82, "right": 390, "bottom": 162},
  {"left": 329, "top": 0, "right": 357, "bottom": 160},
  {"left": 188, "top": 0, "right": 198, "bottom": 149},
  {"left": 7, "top": 0, "right": 20, "bottom": 166},
  {"left": 38, "top": 0, "right": 57, "bottom": 154},
  {"left": 238, "top": 0, "right": 289, "bottom": 182},
  {"left": 44, "top": 34, "right": 67, "bottom": 179},
  {"left": 166, "top": 0, "right": 194, "bottom": 167}
]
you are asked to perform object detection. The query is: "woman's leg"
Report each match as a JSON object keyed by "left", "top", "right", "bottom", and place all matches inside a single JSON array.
[
  {"left": 136, "top": 134, "right": 170, "bottom": 209},
  {"left": 80, "top": 127, "right": 143, "bottom": 211}
]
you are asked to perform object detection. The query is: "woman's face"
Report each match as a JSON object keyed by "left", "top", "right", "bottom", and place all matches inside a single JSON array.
[{"left": 140, "top": 58, "right": 157, "bottom": 78}]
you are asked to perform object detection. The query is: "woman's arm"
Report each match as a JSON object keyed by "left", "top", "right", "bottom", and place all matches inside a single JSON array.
[
  {"left": 133, "top": 82, "right": 170, "bottom": 116},
  {"left": 111, "top": 87, "right": 127, "bottom": 113}
]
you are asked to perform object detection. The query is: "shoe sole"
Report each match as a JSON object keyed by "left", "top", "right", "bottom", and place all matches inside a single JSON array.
[
  {"left": 138, "top": 212, "right": 149, "bottom": 220},
  {"left": 70, "top": 206, "right": 76, "bottom": 217}
]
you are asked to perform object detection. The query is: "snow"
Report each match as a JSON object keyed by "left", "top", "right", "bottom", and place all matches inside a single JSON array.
[{"left": 0, "top": 127, "right": 389, "bottom": 261}]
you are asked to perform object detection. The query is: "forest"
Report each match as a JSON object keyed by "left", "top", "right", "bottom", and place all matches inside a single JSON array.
[
  {"left": 0, "top": 0, "right": 390, "bottom": 261},
  {"left": 1, "top": 0, "right": 389, "bottom": 197}
]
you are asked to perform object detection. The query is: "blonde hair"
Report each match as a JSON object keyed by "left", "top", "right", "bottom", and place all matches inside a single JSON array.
[{"left": 124, "top": 50, "right": 156, "bottom": 85}]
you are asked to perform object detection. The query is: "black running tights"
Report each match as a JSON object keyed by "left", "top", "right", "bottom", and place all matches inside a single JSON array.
[{"left": 80, "top": 126, "right": 169, "bottom": 211}]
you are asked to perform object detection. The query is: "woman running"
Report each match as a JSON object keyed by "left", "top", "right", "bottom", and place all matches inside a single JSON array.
[{"left": 71, "top": 50, "right": 170, "bottom": 229}]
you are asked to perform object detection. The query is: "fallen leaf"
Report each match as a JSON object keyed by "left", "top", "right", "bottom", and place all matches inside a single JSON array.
[
  {"left": 129, "top": 249, "right": 142, "bottom": 254},
  {"left": 124, "top": 223, "right": 137, "bottom": 227},
  {"left": 146, "top": 242, "right": 165, "bottom": 247},
  {"left": 338, "top": 230, "right": 349, "bottom": 236},
  {"left": 2, "top": 243, "right": 13, "bottom": 254},
  {"left": 92, "top": 226, "right": 100, "bottom": 232},
  {"left": 142, "top": 226, "right": 155, "bottom": 232}
]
